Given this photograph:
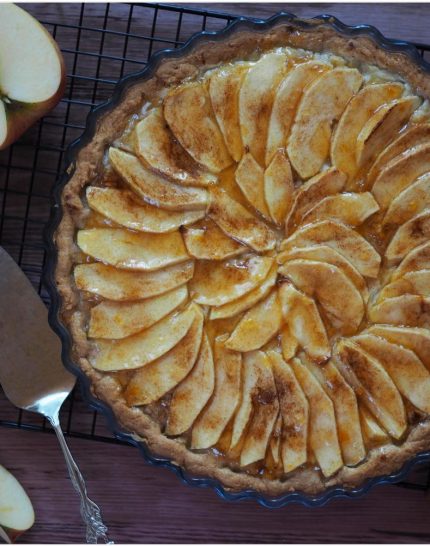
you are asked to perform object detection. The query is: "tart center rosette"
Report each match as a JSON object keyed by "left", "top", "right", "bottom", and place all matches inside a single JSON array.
[{"left": 74, "top": 47, "right": 430, "bottom": 479}]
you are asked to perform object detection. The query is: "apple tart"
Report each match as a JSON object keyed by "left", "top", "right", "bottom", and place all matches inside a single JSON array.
[{"left": 55, "top": 20, "right": 430, "bottom": 497}]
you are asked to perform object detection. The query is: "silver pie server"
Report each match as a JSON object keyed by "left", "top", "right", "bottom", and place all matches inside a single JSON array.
[{"left": 0, "top": 246, "right": 112, "bottom": 544}]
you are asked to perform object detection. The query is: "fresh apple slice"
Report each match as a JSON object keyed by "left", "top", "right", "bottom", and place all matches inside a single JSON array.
[
  {"left": 163, "top": 81, "right": 233, "bottom": 173},
  {"left": 301, "top": 192, "right": 379, "bottom": 227},
  {"left": 86, "top": 186, "right": 205, "bottom": 233},
  {"left": 134, "top": 108, "right": 216, "bottom": 187},
  {"left": 290, "top": 357, "right": 343, "bottom": 477},
  {"left": 235, "top": 153, "right": 271, "bottom": 219},
  {"left": 109, "top": 147, "right": 209, "bottom": 211},
  {"left": 378, "top": 270, "right": 430, "bottom": 301},
  {"left": 268, "top": 352, "right": 308, "bottom": 473},
  {"left": 88, "top": 285, "right": 187, "bottom": 339},
  {"left": 209, "top": 64, "right": 248, "bottom": 162},
  {"left": 240, "top": 351, "right": 279, "bottom": 466},
  {"left": 266, "top": 60, "right": 329, "bottom": 165},
  {"left": 191, "top": 334, "right": 242, "bottom": 449},
  {"left": 124, "top": 306, "right": 203, "bottom": 405},
  {"left": 372, "top": 142, "right": 430, "bottom": 210},
  {"left": 369, "top": 295, "right": 430, "bottom": 328},
  {"left": 77, "top": 228, "right": 189, "bottom": 271},
  {"left": 264, "top": 150, "right": 294, "bottom": 226},
  {"left": 279, "top": 283, "right": 330, "bottom": 364},
  {"left": 239, "top": 51, "right": 288, "bottom": 165},
  {"left": 393, "top": 241, "right": 430, "bottom": 280},
  {"left": 383, "top": 173, "right": 430, "bottom": 227},
  {"left": 0, "top": 4, "right": 65, "bottom": 150},
  {"left": 287, "top": 67, "right": 362, "bottom": 179},
  {"left": 91, "top": 305, "right": 196, "bottom": 372},
  {"left": 353, "top": 333, "right": 430, "bottom": 414},
  {"left": 190, "top": 255, "right": 273, "bottom": 306},
  {"left": 208, "top": 187, "right": 276, "bottom": 252},
  {"left": 210, "top": 262, "right": 277, "bottom": 320},
  {"left": 166, "top": 333, "right": 215, "bottom": 435},
  {"left": 335, "top": 339, "right": 407, "bottom": 439},
  {"left": 359, "top": 404, "right": 389, "bottom": 448},
  {"left": 331, "top": 82, "right": 403, "bottom": 181},
  {"left": 279, "top": 259, "right": 364, "bottom": 335},
  {"left": 386, "top": 209, "right": 430, "bottom": 264},
  {"left": 183, "top": 221, "right": 245, "bottom": 261},
  {"left": 356, "top": 96, "right": 421, "bottom": 170},
  {"left": 74, "top": 261, "right": 194, "bottom": 301},
  {"left": 0, "top": 465, "right": 34, "bottom": 541},
  {"left": 225, "top": 290, "right": 282, "bottom": 352},
  {"left": 280, "top": 220, "right": 381, "bottom": 278},
  {"left": 280, "top": 324, "right": 299, "bottom": 361}
]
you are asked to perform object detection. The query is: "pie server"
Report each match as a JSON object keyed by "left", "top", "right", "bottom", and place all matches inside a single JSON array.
[{"left": 0, "top": 246, "right": 112, "bottom": 544}]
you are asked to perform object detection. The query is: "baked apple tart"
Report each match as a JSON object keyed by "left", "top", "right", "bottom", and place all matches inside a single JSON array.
[{"left": 54, "top": 18, "right": 430, "bottom": 497}]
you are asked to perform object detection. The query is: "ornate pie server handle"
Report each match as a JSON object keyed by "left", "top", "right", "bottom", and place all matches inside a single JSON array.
[{"left": 48, "top": 416, "right": 113, "bottom": 544}]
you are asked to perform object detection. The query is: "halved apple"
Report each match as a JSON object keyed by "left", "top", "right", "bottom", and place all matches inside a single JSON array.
[
  {"left": 208, "top": 187, "right": 276, "bottom": 252},
  {"left": 287, "top": 67, "right": 362, "bottom": 178},
  {"left": 383, "top": 173, "right": 430, "bottom": 227},
  {"left": 235, "top": 153, "right": 271, "bottom": 219},
  {"left": 0, "top": 4, "right": 65, "bottom": 150},
  {"left": 124, "top": 307, "right": 203, "bottom": 406},
  {"left": 91, "top": 305, "right": 196, "bottom": 372},
  {"left": 191, "top": 334, "right": 242, "bottom": 449},
  {"left": 393, "top": 241, "right": 430, "bottom": 280},
  {"left": 369, "top": 295, "right": 430, "bottom": 328},
  {"left": 166, "top": 333, "right": 215, "bottom": 435},
  {"left": 163, "top": 81, "right": 233, "bottom": 172},
  {"left": 280, "top": 324, "right": 299, "bottom": 361},
  {"left": 280, "top": 219, "right": 381, "bottom": 278},
  {"left": 0, "top": 465, "right": 34, "bottom": 541},
  {"left": 109, "top": 147, "right": 209, "bottom": 211},
  {"left": 225, "top": 290, "right": 282, "bottom": 352},
  {"left": 74, "top": 261, "right": 194, "bottom": 301},
  {"left": 264, "top": 150, "right": 294, "bottom": 226},
  {"left": 183, "top": 220, "right": 245, "bottom": 261},
  {"left": 386, "top": 209, "right": 430, "bottom": 264},
  {"left": 301, "top": 192, "right": 379, "bottom": 227},
  {"left": 331, "top": 82, "right": 403, "bottom": 182},
  {"left": 378, "top": 270, "right": 430, "bottom": 301},
  {"left": 359, "top": 404, "right": 389, "bottom": 448}
]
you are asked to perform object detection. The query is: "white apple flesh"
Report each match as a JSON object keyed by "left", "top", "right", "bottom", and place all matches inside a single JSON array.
[{"left": 0, "top": 465, "right": 35, "bottom": 541}]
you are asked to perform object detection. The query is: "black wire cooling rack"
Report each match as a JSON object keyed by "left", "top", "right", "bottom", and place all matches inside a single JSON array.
[{"left": 1, "top": 2, "right": 430, "bottom": 491}]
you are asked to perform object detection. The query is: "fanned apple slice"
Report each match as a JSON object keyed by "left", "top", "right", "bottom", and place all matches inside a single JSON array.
[
  {"left": 335, "top": 339, "right": 407, "bottom": 439},
  {"left": 74, "top": 261, "right": 194, "bottom": 301},
  {"left": 264, "top": 150, "right": 294, "bottom": 226},
  {"left": 166, "top": 333, "right": 215, "bottom": 435},
  {"left": 86, "top": 186, "right": 205, "bottom": 233},
  {"left": 225, "top": 290, "right": 282, "bottom": 352},
  {"left": 359, "top": 405, "right": 389, "bottom": 448},
  {"left": 383, "top": 173, "right": 430, "bottom": 227},
  {"left": 285, "top": 168, "right": 346, "bottom": 231},
  {"left": 368, "top": 123, "right": 430, "bottom": 185},
  {"left": 240, "top": 351, "right": 279, "bottom": 466},
  {"left": 356, "top": 95, "right": 421, "bottom": 169},
  {"left": 379, "top": 271, "right": 430, "bottom": 300},
  {"left": 266, "top": 60, "right": 329, "bottom": 165},
  {"left": 353, "top": 333, "right": 430, "bottom": 414},
  {"left": 235, "top": 153, "right": 271, "bottom": 219},
  {"left": 287, "top": 67, "right": 362, "bottom": 179},
  {"left": 372, "top": 142, "right": 430, "bottom": 210},
  {"left": 239, "top": 51, "right": 288, "bottom": 166},
  {"left": 210, "top": 263, "right": 277, "bottom": 320},
  {"left": 269, "top": 414, "right": 282, "bottom": 466},
  {"left": 163, "top": 82, "right": 233, "bottom": 173},
  {"left": 301, "top": 192, "right": 379, "bottom": 227},
  {"left": 279, "top": 260, "right": 364, "bottom": 335},
  {"left": 88, "top": 285, "right": 187, "bottom": 339},
  {"left": 183, "top": 221, "right": 245, "bottom": 261},
  {"left": 109, "top": 148, "right": 209, "bottom": 211},
  {"left": 77, "top": 228, "right": 189, "bottom": 271},
  {"left": 386, "top": 210, "right": 430, "bottom": 264},
  {"left": 280, "top": 220, "right": 381, "bottom": 278},
  {"left": 209, "top": 64, "right": 248, "bottom": 162},
  {"left": 290, "top": 357, "right": 343, "bottom": 477},
  {"left": 280, "top": 324, "right": 299, "bottom": 361},
  {"left": 208, "top": 187, "right": 276, "bottom": 251},
  {"left": 124, "top": 306, "right": 203, "bottom": 406},
  {"left": 134, "top": 108, "right": 216, "bottom": 186},
  {"left": 304, "top": 357, "right": 365, "bottom": 466},
  {"left": 91, "top": 304, "right": 196, "bottom": 372},
  {"left": 279, "top": 283, "right": 330, "bottom": 364},
  {"left": 369, "top": 295, "right": 430, "bottom": 328},
  {"left": 331, "top": 82, "right": 403, "bottom": 181},
  {"left": 191, "top": 334, "right": 242, "bottom": 449},
  {"left": 268, "top": 352, "right": 308, "bottom": 473},
  {"left": 190, "top": 255, "right": 273, "bottom": 306},
  {"left": 393, "top": 241, "right": 430, "bottom": 280}
]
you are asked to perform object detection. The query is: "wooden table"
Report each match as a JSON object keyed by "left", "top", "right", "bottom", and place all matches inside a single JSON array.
[{"left": 3, "top": 3, "right": 430, "bottom": 543}]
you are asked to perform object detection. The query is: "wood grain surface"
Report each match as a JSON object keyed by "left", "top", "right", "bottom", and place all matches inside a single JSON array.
[{"left": 2, "top": 3, "right": 430, "bottom": 544}]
